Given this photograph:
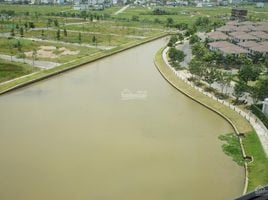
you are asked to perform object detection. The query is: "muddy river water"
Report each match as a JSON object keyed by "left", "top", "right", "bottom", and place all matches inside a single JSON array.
[{"left": 0, "top": 38, "right": 244, "bottom": 200}]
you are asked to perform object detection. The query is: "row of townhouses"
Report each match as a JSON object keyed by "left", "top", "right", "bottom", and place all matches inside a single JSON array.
[{"left": 206, "top": 21, "right": 268, "bottom": 57}]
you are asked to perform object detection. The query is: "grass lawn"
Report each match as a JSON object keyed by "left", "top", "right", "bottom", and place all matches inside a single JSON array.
[
  {"left": 23, "top": 29, "right": 136, "bottom": 46},
  {"left": 0, "top": 59, "right": 39, "bottom": 83},
  {"left": 244, "top": 131, "right": 268, "bottom": 191}
]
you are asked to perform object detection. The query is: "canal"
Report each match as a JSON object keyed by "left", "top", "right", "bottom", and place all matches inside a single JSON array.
[{"left": 0, "top": 38, "right": 244, "bottom": 200}]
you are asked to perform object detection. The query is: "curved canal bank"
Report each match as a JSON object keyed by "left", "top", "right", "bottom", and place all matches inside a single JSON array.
[
  {"left": 154, "top": 47, "right": 268, "bottom": 193},
  {"left": 0, "top": 38, "right": 244, "bottom": 200}
]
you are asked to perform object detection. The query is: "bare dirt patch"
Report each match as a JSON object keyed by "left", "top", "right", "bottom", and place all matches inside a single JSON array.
[{"left": 25, "top": 46, "right": 80, "bottom": 59}]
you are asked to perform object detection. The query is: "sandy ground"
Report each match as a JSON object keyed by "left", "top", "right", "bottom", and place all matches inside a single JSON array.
[{"left": 25, "top": 46, "right": 80, "bottom": 59}]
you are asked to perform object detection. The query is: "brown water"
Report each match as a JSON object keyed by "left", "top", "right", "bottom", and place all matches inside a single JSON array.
[{"left": 0, "top": 38, "right": 244, "bottom": 200}]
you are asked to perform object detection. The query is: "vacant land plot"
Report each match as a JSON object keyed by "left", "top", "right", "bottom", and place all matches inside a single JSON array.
[{"left": 0, "top": 37, "right": 99, "bottom": 63}]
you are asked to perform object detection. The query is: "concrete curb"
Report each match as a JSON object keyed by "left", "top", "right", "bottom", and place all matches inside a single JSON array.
[{"left": 154, "top": 47, "right": 250, "bottom": 195}]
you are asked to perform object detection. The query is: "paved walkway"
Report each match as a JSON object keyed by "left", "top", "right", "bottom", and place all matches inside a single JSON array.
[
  {"left": 0, "top": 54, "right": 60, "bottom": 69},
  {"left": 114, "top": 5, "right": 130, "bottom": 15},
  {"left": 163, "top": 47, "right": 268, "bottom": 156}
]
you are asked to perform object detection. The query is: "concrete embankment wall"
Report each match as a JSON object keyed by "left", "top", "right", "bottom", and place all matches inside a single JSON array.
[{"left": 154, "top": 47, "right": 251, "bottom": 195}]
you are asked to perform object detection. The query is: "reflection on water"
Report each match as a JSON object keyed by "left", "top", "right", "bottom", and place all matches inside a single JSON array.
[{"left": 0, "top": 38, "right": 244, "bottom": 200}]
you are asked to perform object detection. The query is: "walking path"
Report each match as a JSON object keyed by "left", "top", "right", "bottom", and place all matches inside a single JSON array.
[
  {"left": 114, "top": 5, "right": 130, "bottom": 15},
  {"left": 0, "top": 54, "right": 60, "bottom": 69},
  {"left": 163, "top": 47, "right": 268, "bottom": 156}
]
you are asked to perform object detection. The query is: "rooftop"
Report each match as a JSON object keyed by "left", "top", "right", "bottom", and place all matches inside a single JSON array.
[
  {"left": 249, "top": 45, "right": 268, "bottom": 53},
  {"left": 216, "top": 25, "right": 237, "bottom": 32},
  {"left": 237, "top": 41, "right": 261, "bottom": 48},
  {"left": 209, "top": 41, "right": 248, "bottom": 54},
  {"left": 229, "top": 31, "right": 258, "bottom": 40},
  {"left": 250, "top": 31, "right": 268, "bottom": 40},
  {"left": 206, "top": 31, "right": 229, "bottom": 40}
]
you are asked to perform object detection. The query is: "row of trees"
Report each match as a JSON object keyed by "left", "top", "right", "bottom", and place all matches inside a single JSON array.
[
  {"left": 234, "top": 65, "right": 267, "bottom": 103},
  {"left": 188, "top": 38, "right": 267, "bottom": 103},
  {"left": 189, "top": 58, "right": 232, "bottom": 96}
]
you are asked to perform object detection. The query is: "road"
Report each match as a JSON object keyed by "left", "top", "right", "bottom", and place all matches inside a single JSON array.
[{"left": 114, "top": 5, "right": 130, "bottom": 15}]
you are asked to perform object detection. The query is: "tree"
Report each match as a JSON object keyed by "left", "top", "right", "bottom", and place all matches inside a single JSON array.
[
  {"left": 78, "top": 32, "right": 82, "bottom": 43},
  {"left": 41, "top": 29, "right": 45, "bottom": 38},
  {"left": 204, "top": 66, "right": 218, "bottom": 86},
  {"left": 24, "top": 22, "right": 28, "bottom": 30},
  {"left": 21, "top": 52, "right": 26, "bottom": 63},
  {"left": 16, "top": 40, "right": 22, "bottom": 52},
  {"left": 81, "top": 11, "right": 87, "bottom": 20},
  {"left": 189, "top": 34, "right": 200, "bottom": 45},
  {"left": 63, "top": 28, "right": 67, "bottom": 37},
  {"left": 92, "top": 35, "right": 97, "bottom": 46},
  {"left": 166, "top": 17, "right": 174, "bottom": 27},
  {"left": 252, "top": 52, "right": 264, "bottom": 64},
  {"left": 189, "top": 58, "right": 205, "bottom": 80},
  {"left": 54, "top": 19, "right": 59, "bottom": 27},
  {"left": 233, "top": 81, "right": 247, "bottom": 102},
  {"left": 47, "top": 18, "right": 52, "bottom": 28},
  {"left": 131, "top": 15, "right": 139, "bottom": 22},
  {"left": 19, "top": 27, "right": 24, "bottom": 37},
  {"left": 192, "top": 42, "right": 206, "bottom": 57},
  {"left": 238, "top": 65, "right": 261, "bottom": 84},
  {"left": 167, "top": 35, "right": 178, "bottom": 47},
  {"left": 56, "top": 29, "right": 60, "bottom": 40},
  {"left": 177, "top": 33, "right": 184, "bottom": 41},
  {"left": 32, "top": 48, "right": 37, "bottom": 66},
  {"left": 194, "top": 16, "right": 210, "bottom": 27},
  {"left": 217, "top": 71, "right": 232, "bottom": 94},
  {"left": 168, "top": 47, "right": 185, "bottom": 63},
  {"left": 28, "top": 22, "right": 35, "bottom": 29},
  {"left": 251, "top": 78, "right": 268, "bottom": 102}
]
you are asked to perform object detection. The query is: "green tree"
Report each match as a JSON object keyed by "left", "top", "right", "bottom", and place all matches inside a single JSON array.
[
  {"left": 10, "top": 28, "right": 15, "bottom": 36},
  {"left": 233, "top": 81, "right": 247, "bottom": 103},
  {"left": 54, "top": 19, "right": 59, "bottom": 27},
  {"left": 189, "top": 58, "right": 205, "bottom": 80},
  {"left": 192, "top": 42, "right": 206, "bottom": 57},
  {"left": 168, "top": 47, "right": 185, "bottom": 63},
  {"left": 166, "top": 17, "right": 174, "bottom": 27},
  {"left": 217, "top": 71, "right": 231, "bottom": 94},
  {"left": 41, "top": 29, "right": 45, "bottom": 38},
  {"left": 19, "top": 27, "right": 24, "bottom": 37},
  {"left": 16, "top": 40, "right": 22, "bottom": 52},
  {"left": 32, "top": 48, "right": 37, "bottom": 66},
  {"left": 92, "top": 35, "right": 97, "bottom": 45},
  {"left": 63, "top": 29, "right": 67, "bottom": 37},
  {"left": 167, "top": 35, "right": 178, "bottom": 47},
  {"left": 189, "top": 34, "right": 200, "bottom": 45},
  {"left": 78, "top": 32, "right": 82, "bottom": 43},
  {"left": 56, "top": 29, "right": 60, "bottom": 40},
  {"left": 131, "top": 15, "right": 139, "bottom": 21},
  {"left": 252, "top": 78, "right": 268, "bottom": 102},
  {"left": 177, "top": 33, "right": 184, "bottom": 41},
  {"left": 238, "top": 65, "right": 261, "bottom": 84},
  {"left": 204, "top": 66, "right": 218, "bottom": 86}
]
